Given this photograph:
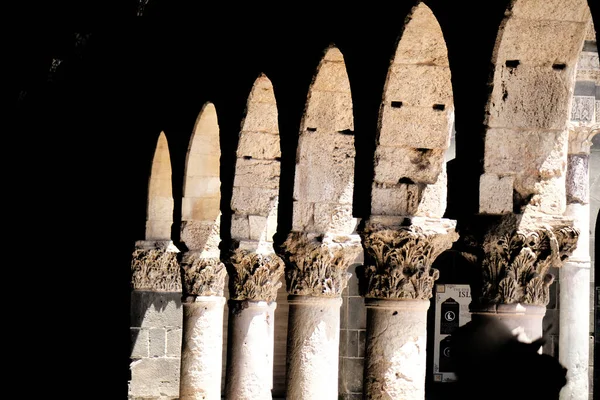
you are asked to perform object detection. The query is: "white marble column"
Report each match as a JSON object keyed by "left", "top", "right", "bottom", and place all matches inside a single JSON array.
[
  {"left": 363, "top": 299, "right": 429, "bottom": 400},
  {"left": 280, "top": 232, "right": 361, "bottom": 400},
  {"left": 223, "top": 249, "right": 284, "bottom": 400},
  {"left": 179, "top": 254, "right": 227, "bottom": 400},
  {"left": 285, "top": 295, "right": 342, "bottom": 399},
  {"left": 358, "top": 217, "right": 458, "bottom": 400},
  {"left": 559, "top": 125, "right": 598, "bottom": 400}
]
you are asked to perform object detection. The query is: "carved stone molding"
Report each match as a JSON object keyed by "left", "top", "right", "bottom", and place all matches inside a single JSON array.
[
  {"left": 567, "top": 123, "right": 600, "bottom": 155},
  {"left": 358, "top": 219, "right": 458, "bottom": 300},
  {"left": 279, "top": 232, "right": 362, "bottom": 297},
  {"left": 131, "top": 241, "right": 181, "bottom": 291},
  {"left": 180, "top": 253, "right": 227, "bottom": 298},
  {"left": 226, "top": 249, "right": 285, "bottom": 302},
  {"left": 461, "top": 217, "right": 580, "bottom": 307}
]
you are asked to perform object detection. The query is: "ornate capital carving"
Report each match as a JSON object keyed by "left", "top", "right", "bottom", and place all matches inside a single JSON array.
[
  {"left": 567, "top": 123, "right": 600, "bottom": 155},
  {"left": 464, "top": 217, "right": 580, "bottom": 307},
  {"left": 358, "top": 219, "right": 458, "bottom": 300},
  {"left": 180, "top": 253, "right": 227, "bottom": 297},
  {"left": 280, "top": 232, "right": 361, "bottom": 297},
  {"left": 131, "top": 241, "right": 181, "bottom": 291},
  {"left": 226, "top": 249, "right": 284, "bottom": 301}
]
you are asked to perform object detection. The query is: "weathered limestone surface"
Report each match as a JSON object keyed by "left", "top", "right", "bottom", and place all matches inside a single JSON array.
[
  {"left": 130, "top": 358, "right": 181, "bottom": 399},
  {"left": 359, "top": 217, "right": 458, "bottom": 300},
  {"left": 379, "top": 105, "right": 451, "bottom": 149},
  {"left": 479, "top": 173, "right": 515, "bottom": 215},
  {"left": 371, "top": 184, "right": 422, "bottom": 217},
  {"left": 285, "top": 296, "right": 342, "bottom": 400},
  {"left": 131, "top": 241, "right": 181, "bottom": 291},
  {"left": 237, "top": 132, "right": 281, "bottom": 159},
  {"left": 374, "top": 146, "right": 445, "bottom": 185},
  {"left": 180, "top": 218, "right": 221, "bottom": 256},
  {"left": 180, "top": 296, "right": 226, "bottom": 400},
  {"left": 224, "top": 301, "right": 277, "bottom": 400},
  {"left": 384, "top": 64, "right": 452, "bottom": 107},
  {"left": 510, "top": 0, "right": 591, "bottom": 23},
  {"left": 280, "top": 232, "right": 361, "bottom": 297},
  {"left": 363, "top": 299, "right": 429, "bottom": 400},
  {"left": 231, "top": 187, "right": 279, "bottom": 216}
]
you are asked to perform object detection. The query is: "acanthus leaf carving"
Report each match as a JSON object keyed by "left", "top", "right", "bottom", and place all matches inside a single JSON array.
[
  {"left": 180, "top": 253, "right": 227, "bottom": 297},
  {"left": 358, "top": 223, "right": 457, "bottom": 300},
  {"left": 476, "top": 223, "right": 579, "bottom": 307},
  {"left": 226, "top": 249, "right": 284, "bottom": 302},
  {"left": 131, "top": 243, "right": 181, "bottom": 291},
  {"left": 280, "top": 232, "right": 361, "bottom": 297}
]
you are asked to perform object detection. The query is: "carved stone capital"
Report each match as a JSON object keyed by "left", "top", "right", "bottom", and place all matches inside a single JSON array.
[
  {"left": 461, "top": 216, "right": 580, "bottom": 307},
  {"left": 226, "top": 249, "right": 284, "bottom": 302},
  {"left": 358, "top": 218, "right": 458, "bottom": 300},
  {"left": 131, "top": 241, "right": 181, "bottom": 291},
  {"left": 180, "top": 252, "right": 227, "bottom": 298},
  {"left": 567, "top": 123, "right": 600, "bottom": 155},
  {"left": 279, "top": 232, "right": 362, "bottom": 297}
]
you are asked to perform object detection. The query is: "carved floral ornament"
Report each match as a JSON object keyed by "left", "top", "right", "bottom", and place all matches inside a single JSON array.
[
  {"left": 567, "top": 123, "right": 600, "bottom": 155},
  {"left": 226, "top": 249, "right": 285, "bottom": 302},
  {"left": 467, "top": 223, "right": 580, "bottom": 307},
  {"left": 180, "top": 253, "right": 227, "bottom": 297},
  {"left": 280, "top": 232, "right": 362, "bottom": 297},
  {"left": 358, "top": 224, "right": 458, "bottom": 300},
  {"left": 131, "top": 243, "right": 182, "bottom": 291}
]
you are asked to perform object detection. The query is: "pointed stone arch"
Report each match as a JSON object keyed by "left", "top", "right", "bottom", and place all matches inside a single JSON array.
[
  {"left": 230, "top": 74, "right": 281, "bottom": 253},
  {"left": 146, "top": 131, "right": 174, "bottom": 240},
  {"left": 481, "top": 0, "right": 593, "bottom": 216},
  {"left": 181, "top": 102, "right": 221, "bottom": 255},
  {"left": 293, "top": 45, "right": 357, "bottom": 235},
  {"left": 374, "top": 2, "right": 454, "bottom": 219}
]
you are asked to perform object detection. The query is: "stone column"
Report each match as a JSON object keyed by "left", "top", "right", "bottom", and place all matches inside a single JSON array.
[
  {"left": 459, "top": 215, "right": 579, "bottom": 344},
  {"left": 179, "top": 252, "right": 227, "bottom": 400},
  {"left": 223, "top": 249, "right": 284, "bottom": 400},
  {"left": 559, "top": 125, "right": 599, "bottom": 400},
  {"left": 279, "top": 232, "right": 361, "bottom": 400},
  {"left": 358, "top": 217, "right": 458, "bottom": 400}
]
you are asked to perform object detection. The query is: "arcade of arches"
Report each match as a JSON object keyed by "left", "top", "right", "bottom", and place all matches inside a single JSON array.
[
  {"left": 14, "top": 1, "right": 600, "bottom": 399},
  {"left": 126, "top": 2, "right": 600, "bottom": 399}
]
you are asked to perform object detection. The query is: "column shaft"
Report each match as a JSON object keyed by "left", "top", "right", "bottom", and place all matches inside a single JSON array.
[
  {"left": 363, "top": 299, "right": 429, "bottom": 400},
  {"left": 180, "top": 296, "right": 226, "bottom": 400},
  {"left": 285, "top": 295, "right": 342, "bottom": 400},
  {"left": 224, "top": 300, "right": 277, "bottom": 400}
]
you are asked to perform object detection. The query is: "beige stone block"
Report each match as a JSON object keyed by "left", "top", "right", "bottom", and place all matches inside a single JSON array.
[
  {"left": 374, "top": 146, "right": 445, "bottom": 185},
  {"left": 181, "top": 196, "right": 220, "bottom": 221},
  {"left": 248, "top": 75, "right": 277, "bottom": 104},
  {"left": 384, "top": 64, "right": 452, "bottom": 107},
  {"left": 129, "top": 358, "right": 181, "bottom": 398},
  {"left": 379, "top": 105, "right": 452, "bottom": 148},
  {"left": 312, "top": 60, "right": 351, "bottom": 92},
  {"left": 237, "top": 131, "right": 281, "bottom": 159},
  {"left": 147, "top": 196, "right": 174, "bottom": 220},
  {"left": 371, "top": 184, "right": 423, "bottom": 216},
  {"left": 297, "top": 130, "right": 355, "bottom": 166},
  {"left": 180, "top": 219, "right": 221, "bottom": 252},
  {"left": 313, "top": 202, "right": 357, "bottom": 234},
  {"left": 484, "top": 128, "right": 568, "bottom": 177},
  {"left": 487, "top": 64, "right": 572, "bottom": 130},
  {"left": 189, "top": 129, "right": 220, "bottom": 153},
  {"left": 231, "top": 186, "right": 279, "bottom": 215},
  {"left": 183, "top": 176, "right": 221, "bottom": 198},
  {"left": 415, "top": 168, "right": 447, "bottom": 218},
  {"left": 231, "top": 215, "right": 250, "bottom": 240},
  {"left": 166, "top": 328, "right": 182, "bottom": 357},
  {"left": 242, "top": 102, "right": 279, "bottom": 133},
  {"left": 394, "top": 3, "right": 449, "bottom": 65},
  {"left": 249, "top": 215, "right": 268, "bottom": 241},
  {"left": 511, "top": 0, "right": 591, "bottom": 23},
  {"left": 497, "top": 19, "right": 586, "bottom": 66},
  {"left": 185, "top": 153, "right": 220, "bottom": 178},
  {"left": 292, "top": 201, "right": 314, "bottom": 232},
  {"left": 233, "top": 158, "right": 280, "bottom": 190},
  {"left": 324, "top": 47, "right": 345, "bottom": 62},
  {"left": 293, "top": 163, "right": 355, "bottom": 204},
  {"left": 145, "top": 220, "right": 172, "bottom": 241},
  {"left": 131, "top": 328, "right": 149, "bottom": 359},
  {"left": 303, "top": 90, "right": 354, "bottom": 132},
  {"left": 479, "top": 173, "right": 514, "bottom": 215}
]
